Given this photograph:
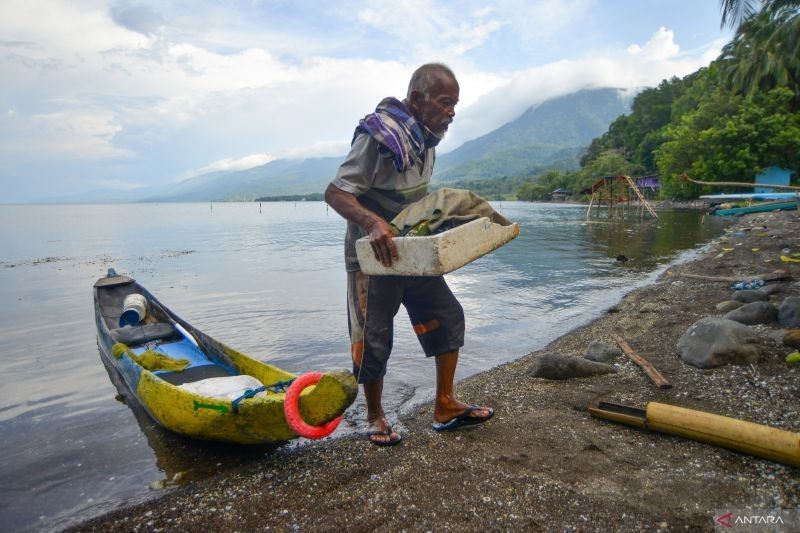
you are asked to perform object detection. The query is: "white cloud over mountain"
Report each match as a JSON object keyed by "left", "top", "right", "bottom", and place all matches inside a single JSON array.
[{"left": 0, "top": 0, "right": 729, "bottom": 202}]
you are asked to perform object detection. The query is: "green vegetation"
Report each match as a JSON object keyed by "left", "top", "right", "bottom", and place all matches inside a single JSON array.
[
  {"left": 434, "top": 88, "right": 628, "bottom": 182},
  {"left": 254, "top": 193, "right": 324, "bottom": 202},
  {"left": 514, "top": 1, "right": 799, "bottom": 202}
]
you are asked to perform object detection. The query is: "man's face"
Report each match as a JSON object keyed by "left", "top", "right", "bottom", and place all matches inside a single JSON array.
[{"left": 409, "top": 74, "right": 459, "bottom": 136}]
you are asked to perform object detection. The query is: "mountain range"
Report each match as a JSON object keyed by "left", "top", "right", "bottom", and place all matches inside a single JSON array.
[{"left": 139, "top": 87, "right": 630, "bottom": 202}]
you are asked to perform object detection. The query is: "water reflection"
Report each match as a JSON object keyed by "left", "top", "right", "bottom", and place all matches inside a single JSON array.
[
  {"left": 98, "top": 355, "right": 279, "bottom": 488},
  {"left": 0, "top": 202, "right": 728, "bottom": 532}
]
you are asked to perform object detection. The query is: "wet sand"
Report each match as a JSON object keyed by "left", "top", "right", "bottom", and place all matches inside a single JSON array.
[{"left": 74, "top": 209, "right": 800, "bottom": 532}]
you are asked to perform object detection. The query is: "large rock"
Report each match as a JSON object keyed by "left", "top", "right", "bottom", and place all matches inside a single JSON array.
[
  {"left": 762, "top": 284, "right": 783, "bottom": 296},
  {"left": 731, "top": 289, "right": 768, "bottom": 303},
  {"left": 526, "top": 352, "right": 617, "bottom": 380},
  {"left": 724, "top": 302, "right": 778, "bottom": 325},
  {"left": 778, "top": 296, "right": 800, "bottom": 328},
  {"left": 584, "top": 341, "right": 622, "bottom": 363},
  {"left": 716, "top": 301, "right": 743, "bottom": 313},
  {"left": 677, "top": 317, "right": 760, "bottom": 368}
]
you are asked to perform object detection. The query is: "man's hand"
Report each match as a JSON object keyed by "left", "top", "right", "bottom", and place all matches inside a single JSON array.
[
  {"left": 366, "top": 218, "right": 399, "bottom": 266},
  {"left": 324, "top": 183, "right": 399, "bottom": 267}
]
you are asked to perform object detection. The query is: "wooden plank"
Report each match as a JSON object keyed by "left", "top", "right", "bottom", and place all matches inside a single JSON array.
[{"left": 611, "top": 331, "right": 672, "bottom": 389}]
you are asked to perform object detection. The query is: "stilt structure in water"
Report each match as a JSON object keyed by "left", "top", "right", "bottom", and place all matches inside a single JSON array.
[{"left": 585, "top": 175, "right": 658, "bottom": 220}]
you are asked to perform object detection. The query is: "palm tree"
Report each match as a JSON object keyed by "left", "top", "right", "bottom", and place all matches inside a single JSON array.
[
  {"left": 718, "top": 1, "right": 800, "bottom": 105},
  {"left": 720, "top": 0, "right": 761, "bottom": 28}
]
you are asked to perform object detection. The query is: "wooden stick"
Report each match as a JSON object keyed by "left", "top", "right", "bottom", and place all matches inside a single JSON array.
[
  {"left": 680, "top": 173, "right": 800, "bottom": 192},
  {"left": 611, "top": 331, "right": 672, "bottom": 389}
]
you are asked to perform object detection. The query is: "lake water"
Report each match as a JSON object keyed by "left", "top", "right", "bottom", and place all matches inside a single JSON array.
[{"left": 0, "top": 202, "right": 727, "bottom": 531}]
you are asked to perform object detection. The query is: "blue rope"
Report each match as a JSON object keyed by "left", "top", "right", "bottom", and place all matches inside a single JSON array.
[
  {"left": 231, "top": 386, "right": 267, "bottom": 413},
  {"left": 267, "top": 378, "right": 295, "bottom": 393},
  {"left": 229, "top": 378, "right": 296, "bottom": 413}
]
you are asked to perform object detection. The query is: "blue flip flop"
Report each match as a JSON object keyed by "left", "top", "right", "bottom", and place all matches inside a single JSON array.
[{"left": 432, "top": 405, "right": 494, "bottom": 432}]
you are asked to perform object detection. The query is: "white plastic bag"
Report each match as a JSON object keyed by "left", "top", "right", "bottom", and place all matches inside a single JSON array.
[{"left": 179, "top": 374, "right": 265, "bottom": 400}]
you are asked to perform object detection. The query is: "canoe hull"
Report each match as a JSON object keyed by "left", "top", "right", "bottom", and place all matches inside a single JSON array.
[
  {"left": 712, "top": 201, "right": 799, "bottom": 216},
  {"left": 94, "top": 273, "right": 357, "bottom": 444}
]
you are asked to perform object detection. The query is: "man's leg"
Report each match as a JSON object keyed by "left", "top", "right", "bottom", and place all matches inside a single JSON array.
[
  {"left": 348, "top": 272, "right": 403, "bottom": 445},
  {"left": 433, "top": 350, "right": 492, "bottom": 423},
  {"left": 363, "top": 378, "right": 400, "bottom": 444}
]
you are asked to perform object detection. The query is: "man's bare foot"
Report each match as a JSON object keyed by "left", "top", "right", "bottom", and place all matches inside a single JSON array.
[
  {"left": 367, "top": 416, "right": 401, "bottom": 446},
  {"left": 433, "top": 400, "right": 492, "bottom": 424}
]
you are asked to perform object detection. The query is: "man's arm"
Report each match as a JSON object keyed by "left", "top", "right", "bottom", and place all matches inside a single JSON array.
[{"left": 324, "top": 183, "right": 398, "bottom": 267}]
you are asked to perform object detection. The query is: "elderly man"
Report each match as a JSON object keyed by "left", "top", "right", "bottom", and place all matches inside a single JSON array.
[{"left": 324, "top": 63, "right": 493, "bottom": 446}]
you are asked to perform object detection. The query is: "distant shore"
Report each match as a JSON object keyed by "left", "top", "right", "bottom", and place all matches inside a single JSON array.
[{"left": 75, "top": 209, "right": 799, "bottom": 532}]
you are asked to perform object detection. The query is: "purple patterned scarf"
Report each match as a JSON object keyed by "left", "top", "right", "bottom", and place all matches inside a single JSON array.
[{"left": 354, "top": 97, "right": 441, "bottom": 172}]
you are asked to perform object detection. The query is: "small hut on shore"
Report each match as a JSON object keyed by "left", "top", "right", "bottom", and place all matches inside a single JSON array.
[{"left": 551, "top": 188, "right": 569, "bottom": 202}]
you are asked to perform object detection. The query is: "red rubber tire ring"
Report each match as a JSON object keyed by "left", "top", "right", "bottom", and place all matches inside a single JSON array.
[{"left": 283, "top": 372, "right": 342, "bottom": 439}]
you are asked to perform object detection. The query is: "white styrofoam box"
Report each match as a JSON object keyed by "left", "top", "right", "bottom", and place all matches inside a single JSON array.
[{"left": 356, "top": 217, "right": 520, "bottom": 276}]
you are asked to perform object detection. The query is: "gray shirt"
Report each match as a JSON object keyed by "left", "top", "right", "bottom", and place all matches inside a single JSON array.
[{"left": 331, "top": 132, "right": 435, "bottom": 271}]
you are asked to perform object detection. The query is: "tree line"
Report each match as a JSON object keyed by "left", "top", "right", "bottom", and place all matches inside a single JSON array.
[{"left": 516, "top": 0, "right": 799, "bottom": 201}]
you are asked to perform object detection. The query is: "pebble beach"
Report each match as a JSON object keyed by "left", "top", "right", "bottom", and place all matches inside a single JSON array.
[{"left": 74, "top": 208, "right": 800, "bottom": 532}]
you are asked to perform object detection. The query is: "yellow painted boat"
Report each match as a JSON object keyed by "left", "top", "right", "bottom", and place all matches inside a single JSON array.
[{"left": 93, "top": 269, "right": 357, "bottom": 444}]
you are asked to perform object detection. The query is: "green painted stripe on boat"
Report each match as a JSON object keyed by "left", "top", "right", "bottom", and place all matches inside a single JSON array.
[{"left": 193, "top": 400, "right": 229, "bottom": 414}]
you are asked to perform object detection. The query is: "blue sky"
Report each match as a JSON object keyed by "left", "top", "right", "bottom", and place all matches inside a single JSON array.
[{"left": 0, "top": 1, "right": 732, "bottom": 202}]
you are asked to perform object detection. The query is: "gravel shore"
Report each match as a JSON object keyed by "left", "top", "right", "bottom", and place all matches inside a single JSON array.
[{"left": 75, "top": 209, "right": 800, "bottom": 532}]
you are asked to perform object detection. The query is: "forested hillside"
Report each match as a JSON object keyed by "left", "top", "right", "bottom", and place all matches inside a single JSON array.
[
  {"left": 435, "top": 88, "right": 629, "bottom": 182},
  {"left": 517, "top": 0, "right": 799, "bottom": 201}
]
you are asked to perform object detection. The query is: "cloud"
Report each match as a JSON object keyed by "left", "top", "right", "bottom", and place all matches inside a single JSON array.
[
  {"left": 184, "top": 153, "right": 275, "bottom": 178},
  {"left": 96, "top": 178, "right": 144, "bottom": 190},
  {"left": 26, "top": 109, "right": 133, "bottom": 158},
  {"left": 109, "top": 1, "right": 164, "bottom": 36},
  {"left": 0, "top": 1, "right": 729, "bottom": 202},
  {"left": 440, "top": 27, "right": 724, "bottom": 151},
  {"left": 275, "top": 141, "right": 352, "bottom": 160}
]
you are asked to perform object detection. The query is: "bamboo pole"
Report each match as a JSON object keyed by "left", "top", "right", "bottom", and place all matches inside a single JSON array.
[
  {"left": 590, "top": 402, "right": 800, "bottom": 468},
  {"left": 611, "top": 331, "right": 672, "bottom": 389},
  {"left": 680, "top": 173, "right": 800, "bottom": 192},
  {"left": 646, "top": 403, "right": 800, "bottom": 468}
]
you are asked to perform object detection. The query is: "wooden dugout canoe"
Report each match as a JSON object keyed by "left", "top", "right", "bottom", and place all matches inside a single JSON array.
[
  {"left": 93, "top": 269, "right": 357, "bottom": 444},
  {"left": 712, "top": 199, "right": 799, "bottom": 216}
]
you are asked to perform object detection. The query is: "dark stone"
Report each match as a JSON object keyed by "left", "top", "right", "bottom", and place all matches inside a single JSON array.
[
  {"left": 677, "top": 317, "right": 760, "bottom": 368},
  {"left": 526, "top": 352, "right": 617, "bottom": 380},
  {"left": 730, "top": 289, "right": 768, "bottom": 303},
  {"left": 778, "top": 296, "right": 800, "bottom": 328},
  {"left": 725, "top": 302, "right": 778, "bottom": 325},
  {"left": 716, "top": 301, "right": 743, "bottom": 313},
  {"left": 584, "top": 341, "right": 622, "bottom": 363},
  {"left": 762, "top": 284, "right": 783, "bottom": 296}
]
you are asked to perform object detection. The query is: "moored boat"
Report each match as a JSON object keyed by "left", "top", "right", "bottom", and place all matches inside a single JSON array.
[
  {"left": 711, "top": 199, "right": 799, "bottom": 216},
  {"left": 93, "top": 269, "right": 357, "bottom": 444}
]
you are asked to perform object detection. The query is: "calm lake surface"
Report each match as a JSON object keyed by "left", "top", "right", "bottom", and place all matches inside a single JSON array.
[{"left": 0, "top": 202, "right": 727, "bottom": 531}]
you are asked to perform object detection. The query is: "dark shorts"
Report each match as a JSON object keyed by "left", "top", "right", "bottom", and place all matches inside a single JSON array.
[{"left": 347, "top": 271, "right": 465, "bottom": 384}]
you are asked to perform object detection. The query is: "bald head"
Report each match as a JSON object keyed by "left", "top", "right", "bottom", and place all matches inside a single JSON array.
[
  {"left": 405, "top": 63, "right": 459, "bottom": 136},
  {"left": 407, "top": 63, "right": 457, "bottom": 99}
]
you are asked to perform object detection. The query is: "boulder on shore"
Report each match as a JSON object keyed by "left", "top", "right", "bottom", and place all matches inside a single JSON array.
[
  {"left": 526, "top": 352, "right": 617, "bottom": 380},
  {"left": 778, "top": 296, "right": 800, "bottom": 328},
  {"left": 731, "top": 289, "right": 768, "bottom": 303},
  {"left": 584, "top": 341, "right": 622, "bottom": 363},
  {"left": 716, "top": 301, "right": 743, "bottom": 313},
  {"left": 677, "top": 317, "right": 760, "bottom": 368},
  {"left": 724, "top": 301, "right": 778, "bottom": 325}
]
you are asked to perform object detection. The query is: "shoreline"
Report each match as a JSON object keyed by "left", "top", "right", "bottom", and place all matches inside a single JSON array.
[{"left": 74, "top": 210, "right": 799, "bottom": 532}]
